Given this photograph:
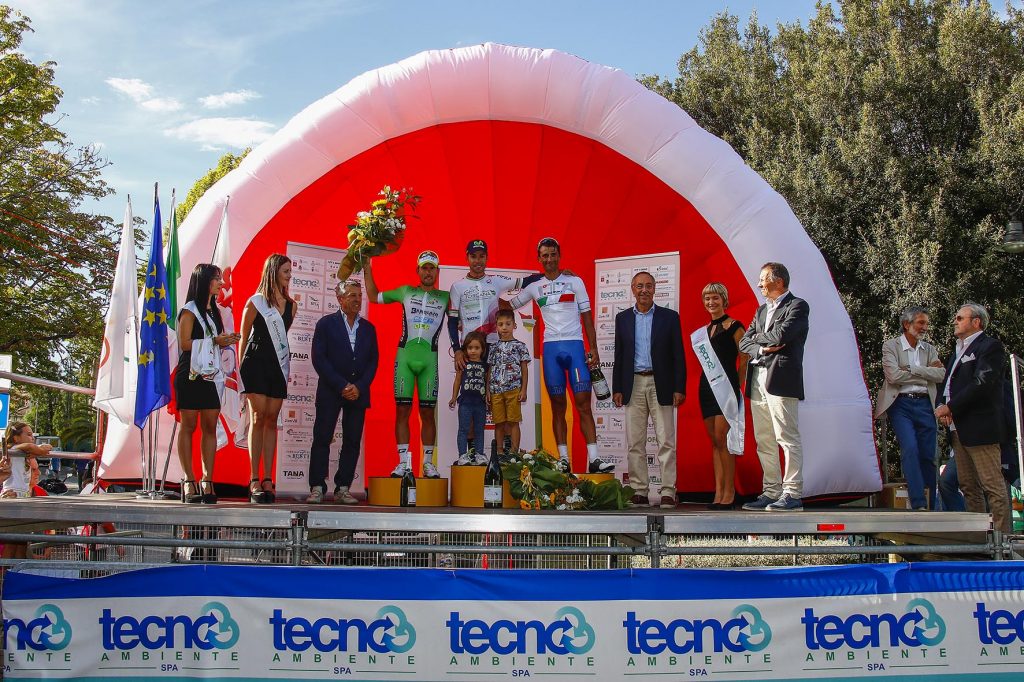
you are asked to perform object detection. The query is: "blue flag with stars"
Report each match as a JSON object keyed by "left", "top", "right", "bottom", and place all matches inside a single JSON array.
[{"left": 134, "top": 192, "right": 172, "bottom": 429}]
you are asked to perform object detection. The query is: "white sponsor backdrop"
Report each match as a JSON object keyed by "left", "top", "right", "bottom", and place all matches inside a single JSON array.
[
  {"left": 5, "top": 563, "right": 1024, "bottom": 681},
  {"left": 437, "top": 266, "right": 538, "bottom": 472},
  {"left": 593, "top": 253, "right": 680, "bottom": 488},
  {"left": 274, "top": 242, "right": 368, "bottom": 498}
]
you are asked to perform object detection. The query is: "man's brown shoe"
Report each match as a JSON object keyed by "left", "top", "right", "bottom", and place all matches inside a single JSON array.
[{"left": 660, "top": 495, "right": 676, "bottom": 509}]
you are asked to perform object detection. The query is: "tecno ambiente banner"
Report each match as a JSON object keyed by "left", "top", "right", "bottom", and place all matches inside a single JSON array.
[{"left": 4, "top": 563, "right": 1024, "bottom": 681}]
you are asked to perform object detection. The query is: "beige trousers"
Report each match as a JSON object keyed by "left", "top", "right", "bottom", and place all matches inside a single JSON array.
[
  {"left": 625, "top": 374, "right": 677, "bottom": 497},
  {"left": 951, "top": 433, "right": 1011, "bottom": 533},
  {"left": 749, "top": 367, "right": 803, "bottom": 498}
]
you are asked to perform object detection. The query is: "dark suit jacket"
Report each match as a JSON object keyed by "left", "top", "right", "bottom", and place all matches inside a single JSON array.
[
  {"left": 738, "top": 292, "right": 810, "bottom": 400},
  {"left": 935, "top": 332, "right": 1006, "bottom": 447},
  {"left": 312, "top": 312, "right": 379, "bottom": 409},
  {"left": 612, "top": 304, "right": 686, "bottom": 406}
]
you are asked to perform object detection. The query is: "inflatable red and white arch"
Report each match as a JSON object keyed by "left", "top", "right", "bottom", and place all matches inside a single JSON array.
[{"left": 100, "top": 43, "right": 881, "bottom": 499}]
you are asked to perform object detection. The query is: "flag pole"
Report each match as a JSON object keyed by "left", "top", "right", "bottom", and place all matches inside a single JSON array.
[
  {"left": 155, "top": 187, "right": 180, "bottom": 499},
  {"left": 132, "top": 190, "right": 150, "bottom": 497}
]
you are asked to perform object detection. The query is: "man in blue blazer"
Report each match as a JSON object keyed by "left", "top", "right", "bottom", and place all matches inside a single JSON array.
[
  {"left": 739, "top": 262, "right": 810, "bottom": 512},
  {"left": 307, "top": 281, "right": 379, "bottom": 504},
  {"left": 934, "top": 302, "right": 1009, "bottom": 532},
  {"left": 612, "top": 271, "right": 686, "bottom": 509}
]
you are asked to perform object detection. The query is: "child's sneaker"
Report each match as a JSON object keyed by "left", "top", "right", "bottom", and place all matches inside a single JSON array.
[
  {"left": 456, "top": 450, "right": 476, "bottom": 466},
  {"left": 473, "top": 450, "right": 489, "bottom": 465}
]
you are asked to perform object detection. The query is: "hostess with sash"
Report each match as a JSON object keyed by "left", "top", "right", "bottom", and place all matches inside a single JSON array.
[
  {"left": 690, "top": 325, "right": 745, "bottom": 454},
  {"left": 183, "top": 301, "right": 226, "bottom": 402},
  {"left": 243, "top": 293, "right": 291, "bottom": 386}
]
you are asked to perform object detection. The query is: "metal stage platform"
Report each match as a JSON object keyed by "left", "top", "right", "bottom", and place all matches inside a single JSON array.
[{"left": 0, "top": 493, "right": 1016, "bottom": 573}]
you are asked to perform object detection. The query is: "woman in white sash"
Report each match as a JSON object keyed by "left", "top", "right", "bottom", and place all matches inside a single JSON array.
[
  {"left": 174, "top": 264, "right": 238, "bottom": 504},
  {"left": 692, "top": 283, "right": 748, "bottom": 510},
  {"left": 239, "top": 254, "right": 294, "bottom": 504}
]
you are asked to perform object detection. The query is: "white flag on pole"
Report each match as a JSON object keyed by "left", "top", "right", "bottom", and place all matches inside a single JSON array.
[
  {"left": 211, "top": 197, "right": 245, "bottom": 447},
  {"left": 94, "top": 197, "right": 139, "bottom": 425}
]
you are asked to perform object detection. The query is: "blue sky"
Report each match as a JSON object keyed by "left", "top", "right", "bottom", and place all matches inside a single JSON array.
[{"left": 12, "top": 0, "right": 818, "bottom": 224}]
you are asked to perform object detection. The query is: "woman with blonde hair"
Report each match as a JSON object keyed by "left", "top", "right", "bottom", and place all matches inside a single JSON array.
[
  {"left": 691, "top": 282, "right": 748, "bottom": 510},
  {"left": 239, "top": 254, "right": 294, "bottom": 503},
  {"left": 2, "top": 422, "right": 48, "bottom": 558}
]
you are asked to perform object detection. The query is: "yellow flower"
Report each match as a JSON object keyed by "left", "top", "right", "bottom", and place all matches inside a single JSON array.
[{"left": 519, "top": 500, "right": 531, "bottom": 510}]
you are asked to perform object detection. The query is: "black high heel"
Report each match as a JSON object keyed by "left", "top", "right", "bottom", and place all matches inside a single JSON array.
[
  {"left": 249, "top": 478, "right": 267, "bottom": 504},
  {"left": 261, "top": 478, "right": 276, "bottom": 504},
  {"left": 181, "top": 479, "right": 202, "bottom": 504},
  {"left": 200, "top": 479, "right": 218, "bottom": 504}
]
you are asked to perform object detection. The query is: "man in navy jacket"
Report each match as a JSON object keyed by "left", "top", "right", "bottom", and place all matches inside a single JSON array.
[
  {"left": 934, "top": 302, "right": 1009, "bottom": 532},
  {"left": 307, "top": 281, "right": 379, "bottom": 504},
  {"left": 612, "top": 271, "right": 686, "bottom": 509}
]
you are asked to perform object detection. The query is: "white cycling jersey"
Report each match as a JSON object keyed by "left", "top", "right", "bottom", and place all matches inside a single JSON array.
[
  {"left": 510, "top": 272, "right": 591, "bottom": 343},
  {"left": 448, "top": 273, "right": 519, "bottom": 344}
]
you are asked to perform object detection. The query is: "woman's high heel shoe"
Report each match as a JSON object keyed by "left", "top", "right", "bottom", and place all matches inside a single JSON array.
[
  {"left": 261, "top": 478, "right": 276, "bottom": 504},
  {"left": 200, "top": 479, "right": 218, "bottom": 505},
  {"left": 181, "top": 479, "right": 202, "bottom": 504},
  {"left": 249, "top": 478, "right": 267, "bottom": 504}
]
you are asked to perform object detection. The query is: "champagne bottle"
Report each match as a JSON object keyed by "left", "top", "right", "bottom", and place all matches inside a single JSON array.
[
  {"left": 484, "top": 439, "right": 502, "bottom": 508},
  {"left": 400, "top": 468, "right": 417, "bottom": 507},
  {"left": 588, "top": 353, "right": 612, "bottom": 401}
]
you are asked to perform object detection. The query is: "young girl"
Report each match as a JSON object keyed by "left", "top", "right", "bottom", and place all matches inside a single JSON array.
[
  {"left": 2, "top": 423, "right": 48, "bottom": 559},
  {"left": 449, "top": 332, "right": 488, "bottom": 465}
]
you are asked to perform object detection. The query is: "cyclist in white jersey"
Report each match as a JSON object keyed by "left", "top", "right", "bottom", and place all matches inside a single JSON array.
[
  {"left": 447, "top": 239, "right": 543, "bottom": 370},
  {"left": 364, "top": 252, "right": 448, "bottom": 478},
  {"left": 510, "top": 237, "right": 612, "bottom": 474}
]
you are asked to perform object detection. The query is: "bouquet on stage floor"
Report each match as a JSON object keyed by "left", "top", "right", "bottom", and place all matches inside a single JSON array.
[
  {"left": 336, "top": 185, "right": 421, "bottom": 281},
  {"left": 501, "top": 450, "right": 634, "bottom": 511}
]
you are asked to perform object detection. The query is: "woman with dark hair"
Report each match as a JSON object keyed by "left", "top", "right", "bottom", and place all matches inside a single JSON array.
[
  {"left": 692, "top": 282, "right": 748, "bottom": 510},
  {"left": 239, "top": 254, "right": 294, "bottom": 503},
  {"left": 174, "top": 263, "right": 238, "bottom": 504}
]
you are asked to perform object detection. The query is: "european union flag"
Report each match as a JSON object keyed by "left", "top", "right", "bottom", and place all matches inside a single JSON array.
[{"left": 134, "top": 191, "right": 172, "bottom": 429}]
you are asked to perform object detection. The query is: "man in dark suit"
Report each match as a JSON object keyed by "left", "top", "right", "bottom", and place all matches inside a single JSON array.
[
  {"left": 307, "top": 280, "right": 379, "bottom": 504},
  {"left": 934, "top": 302, "right": 1009, "bottom": 532},
  {"left": 612, "top": 271, "right": 686, "bottom": 509},
  {"left": 739, "top": 262, "right": 810, "bottom": 511}
]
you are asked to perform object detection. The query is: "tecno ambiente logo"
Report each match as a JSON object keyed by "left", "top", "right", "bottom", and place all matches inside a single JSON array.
[
  {"left": 802, "top": 598, "right": 945, "bottom": 650},
  {"left": 100, "top": 601, "right": 240, "bottom": 650},
  {"left": 447, "top": 607, "right": 595, "bottom": 655},
  {"left": 4, "top": 604, "right": 72, "bottom": 651},
  {"left": 271, "top": 605, "right": 416, "bottom": 653},
  {"left": 624, "top": 604, "right": 771, "bottom": 655}
]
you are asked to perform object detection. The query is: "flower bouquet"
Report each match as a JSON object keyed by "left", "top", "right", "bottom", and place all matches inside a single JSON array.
[
  {"left": 501, "top": 449, "right": 634, "bottom": 511},
  {"left": 336, "top": 186, "right": 421, "bottom": 281}
]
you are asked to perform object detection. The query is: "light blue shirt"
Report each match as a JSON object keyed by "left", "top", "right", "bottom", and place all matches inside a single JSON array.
[
  {"left": 632, "top": 304, "right": 655, "bottom": 372},
  {"left": 342, "top": 313, "right": 361, "bottom": 348}
]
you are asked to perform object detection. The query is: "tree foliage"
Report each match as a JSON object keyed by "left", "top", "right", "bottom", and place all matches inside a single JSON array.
[
  {"left": 175, "top": 149, "right": 249, "bottom": 226},
  {"left": 642, "top": 0, "right": 1024, "bottom": 388},
  {"left": 0, "top": 6, "right": 116, "bottom": 437}
]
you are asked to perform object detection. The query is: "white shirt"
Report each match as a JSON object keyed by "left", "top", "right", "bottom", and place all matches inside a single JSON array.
[
  {"left": 943, "top": 329, "right": 983, "bottom": 431},
  {"left": 342, "top": 314, "right": 361, "bottom": 348},
  {"left": 897, "top": 334, "right": 928, "bottom": 395},
  {"left": 764, "top": 291, "right": 791, "bottom": 330},
  {"left": 510, "top": 272, "right": 592, "bottom": 343},
  {"left": 448, "top": 274, "right": 519, "bottom": 344}
]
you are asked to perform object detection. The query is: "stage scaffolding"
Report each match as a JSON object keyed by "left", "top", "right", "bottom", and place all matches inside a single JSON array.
[{"left": 0, "top": 494, "right": 1017, "bottom": 586}]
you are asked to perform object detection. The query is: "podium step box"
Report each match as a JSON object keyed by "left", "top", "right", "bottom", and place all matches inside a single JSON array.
[
  {"left": 449, "top": 465, "right": 486, "bottom": 508},
  {"left": 414, "top": 477, "right": 448, "bottom": 507}
]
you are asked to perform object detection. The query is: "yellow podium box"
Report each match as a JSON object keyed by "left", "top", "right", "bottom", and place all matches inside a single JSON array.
[
  {"left": 577, "top": 473, "right": 615, "bottom": 485},
  {"left": 368, "top": 477, "right": 401, "bottom": 507},
  {"left": 414, "top": 477, "right": 448, "bottom": 507},
  {"left": 502, "top": 480, "right": 518, "bottom": 509},
  {"left": 450, "top": 466, "right": 485, "bottom": 508}
]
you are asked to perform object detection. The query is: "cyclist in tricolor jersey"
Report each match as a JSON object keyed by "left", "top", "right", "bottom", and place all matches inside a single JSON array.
[
  {"left": 510, "top": 237, "right": 613, "bottom": 474},
  {"left": 364, "top": 251, "right": 449, "bottom": 478}
]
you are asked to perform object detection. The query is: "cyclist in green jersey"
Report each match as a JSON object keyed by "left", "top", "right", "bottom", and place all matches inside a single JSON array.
[{"left": 364, "top": 251, "right": 449, "bottom": 478}]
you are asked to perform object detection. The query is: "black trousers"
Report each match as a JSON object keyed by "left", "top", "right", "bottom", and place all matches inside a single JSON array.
[{"left": 309, "top": 395, "right": 366, "bottom": 492}]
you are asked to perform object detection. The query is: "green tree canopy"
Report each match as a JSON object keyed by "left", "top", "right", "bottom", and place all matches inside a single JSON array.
[
  {"left": 175, "top": 149, "right": 249, "bottom": 226},
  {"left": 643, "top": 0, "right": 1024, "bottom": 387},
  {"left": 1, "top": 6, "right": 116, "bottom": 437}
]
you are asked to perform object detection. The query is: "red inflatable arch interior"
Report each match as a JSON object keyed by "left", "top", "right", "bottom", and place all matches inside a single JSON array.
[{"left": 228, "top": 121, "right": 761, "bottom": 496}]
